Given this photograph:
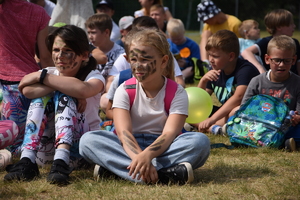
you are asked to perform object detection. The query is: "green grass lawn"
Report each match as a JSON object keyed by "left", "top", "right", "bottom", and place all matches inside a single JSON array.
[{"left": 1, "top": 138, "right": 299, "bottom": 200}]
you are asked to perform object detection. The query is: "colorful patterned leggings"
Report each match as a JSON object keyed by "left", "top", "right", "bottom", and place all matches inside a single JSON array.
[
  {"left": 1, "top": 83, "right": 88, "bottom": 158},
  {"left": 22, "top": 91, "right": 89, "bottom": 159}
]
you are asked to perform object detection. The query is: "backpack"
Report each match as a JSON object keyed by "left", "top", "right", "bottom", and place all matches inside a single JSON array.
[
  {"left": 225, "top": 94, "right": 291, "bottom": 148},
  {"left": 191, "top": 58, "right": 209, "bottom": 83}
]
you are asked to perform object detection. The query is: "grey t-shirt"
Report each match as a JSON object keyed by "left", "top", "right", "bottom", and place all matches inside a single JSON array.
[{"left": 242, "top": 71, "right": 300, "bottom": 112}]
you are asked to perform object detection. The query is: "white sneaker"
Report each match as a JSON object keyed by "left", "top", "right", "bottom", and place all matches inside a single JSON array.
[
  {"left": 221, "top": 124, "right": 228, "bottom": 137},
  {"left": 285, "top": 138, "right": 296, "bottom": 152},
  {"left": 184, "top": 123, "right": 195, "bottom": 132},
  {"left": 93, "top": 164, "right": 101, "bottom": 181},
  {"left": 0, "top": 149, "right": 12, "bottom": 171}
]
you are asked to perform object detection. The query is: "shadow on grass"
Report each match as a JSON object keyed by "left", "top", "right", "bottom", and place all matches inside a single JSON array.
[{"left": 193, "top": 163, "right": 274, "bottom": 185}]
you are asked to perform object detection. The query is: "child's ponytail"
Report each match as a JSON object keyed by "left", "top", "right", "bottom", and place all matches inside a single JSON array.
[{"left": 75, "top": 54, "right": 97, "bottom": 81}]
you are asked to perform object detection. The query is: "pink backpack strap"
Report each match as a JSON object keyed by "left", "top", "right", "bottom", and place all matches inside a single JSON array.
[
  {"left": 121, "top": 78, "right": 180, "bottom": 136},
  {"left": 124, "top": 77, "right": 137, "bottom": 108},
  {"left": 164, "top": 79, "right": 178, "bottom": 114},
  {"left": 125, "top": 77, "right": 178, "bottom": 114}
]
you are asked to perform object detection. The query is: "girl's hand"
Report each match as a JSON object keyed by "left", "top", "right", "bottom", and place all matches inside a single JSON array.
[
  {"left": 141, "top": 164, "right": 158, "bottom": 184},
  {"left": 18, "top": 71, "right": 41, "bottom": 94},
  {"left": 127, "top": 152, "right": 156, "bottom": 182},
  {"left": 77, "top": 98, "right": 87, "bottom": 113},
  {"left": 198, "top": 118, "right": 216, "bottom": 133}
]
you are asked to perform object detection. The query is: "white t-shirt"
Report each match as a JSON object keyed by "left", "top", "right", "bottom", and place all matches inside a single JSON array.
[
  {"left": 46, "top": 67, "right": 105, "bottom": 131},
  {"left": 44, "top": 0, "right": 56, "bottom": 17},
  {"left": 113, "top": 77, "right": 188, "bottom": 135},
  {"left": 97, "top": 43, "right": 125, "bottom": 78},
  {"left": 49, "top": 0, "right": 94, "bottom": 31},
  {"left": 109, "top": 53, "right": 182, "bottom": 77},
  {"left": 110, "top": 20, "right": 121, "bottom": 43}
]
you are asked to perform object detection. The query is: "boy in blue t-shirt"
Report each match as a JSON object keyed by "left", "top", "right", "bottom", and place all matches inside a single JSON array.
[
  {"left": 197, "top": 30, "right": 259, "bottom": 135},
  {"left": 167, "top": 18, "right": 200, "bottom": 83}
]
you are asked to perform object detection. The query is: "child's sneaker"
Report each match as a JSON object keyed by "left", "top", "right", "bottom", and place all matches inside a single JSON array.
[
  {"left": 157, "top": 162, "right": 194, "bottom": 185},
  {"left": 211, "top": 125, "right": 221, "bottom": 135},
  {"left": 4, "top": 157, "right": 40, "bottom": 181},
  {"left": 184, "top": 123, "right": 194, "bottom": 132},
  {"left": 93, "top": 164, "right": 119, "bottom": 180},
  {"left": 47, "top": 159, "right": 73, "bottom": 185},
  {"left": 0, "top": 149, "right": 12, "bottom": 171},
  {"left": 211, "top": 124, "right": 227, "bottom": 136},
  {"left": 220, "top": 124, "right": 228, "bottom": 137},
  {"left": 285, "top": 138, "right": 296, "bottom": 152}
]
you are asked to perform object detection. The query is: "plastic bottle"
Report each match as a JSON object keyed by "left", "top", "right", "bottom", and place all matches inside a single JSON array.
[{"left": 283, "top": 110, "right": 294, "bottom": 128}]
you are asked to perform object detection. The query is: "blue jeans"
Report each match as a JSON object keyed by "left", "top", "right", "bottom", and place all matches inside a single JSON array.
[{"left": 79, "top": 131, "right": 210, "bottom": 183}]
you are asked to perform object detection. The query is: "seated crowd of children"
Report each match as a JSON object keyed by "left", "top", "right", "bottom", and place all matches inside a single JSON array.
[{"left": 0, "top": 0, "right": 300, "bottom": 186}]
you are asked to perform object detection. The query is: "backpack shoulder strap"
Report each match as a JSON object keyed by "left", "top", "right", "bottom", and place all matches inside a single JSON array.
[
  {"left": 124, "top": 78, "right": 178, "bottom": 114},
  {"left": 124, "top": 77, "right": 136, "bottom": 108},
  {"left": 119, "top": 68, "right": 133, "bottom": 86},
  {"left": 164, "top": 78, "right": 178, "bottom": 114}
]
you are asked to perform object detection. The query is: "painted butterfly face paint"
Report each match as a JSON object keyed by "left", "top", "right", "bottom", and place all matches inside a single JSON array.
[
  {"left": 129, "top": 46, "right": 160, "bottom": 82},
  {"left": 52, "top": 36, "right": 84, "bottom": 76}
]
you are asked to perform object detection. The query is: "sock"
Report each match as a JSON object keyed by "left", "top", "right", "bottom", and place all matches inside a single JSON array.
[
  {"left": 211, "top": 125, "right": 221, "bottom": 135},
  {"left": 54, "top": 148, "right": 70, "bottom": 165},
  {"left": 21, "top": 149, "right": 37, "bottom": 163}
]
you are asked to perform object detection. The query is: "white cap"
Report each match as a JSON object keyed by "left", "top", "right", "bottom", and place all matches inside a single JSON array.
[{"left": 119, "top": 16, "right": 134, "bottom": 30}]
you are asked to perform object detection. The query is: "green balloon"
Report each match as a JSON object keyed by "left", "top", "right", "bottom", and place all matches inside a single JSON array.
[{"left": 185, "top": 87, "right": 213, "bottom": 124}]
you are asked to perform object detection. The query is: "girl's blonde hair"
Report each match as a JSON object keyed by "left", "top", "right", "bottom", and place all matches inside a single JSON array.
[
  {"left": 129, "top": 29, "right": 175, "bottom": 80},
  {"left": 238, "top": 19, "right": 259, "bottom": 38}
]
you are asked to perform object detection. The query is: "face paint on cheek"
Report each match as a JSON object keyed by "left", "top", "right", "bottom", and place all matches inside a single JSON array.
[
  {"left": 133, "top": 62, "right": 157, "bottom": 81},
  {"left": 148, "top": 60, "right": 157, "bottom": 75},
  {"left": 70, "top": 54, "right": 80, "bottom": 69},
  {"left": 72, "top": 62, "right": 79, "bottom": 69},
  {"left": 66, "top": 52, "right": 77, "bottom": 67},
  {"left": 131, "top": 62, "right": 146, "bottom": 81},
  {"left": 139, "top": 61, "right": 156, "bottom": 81}
]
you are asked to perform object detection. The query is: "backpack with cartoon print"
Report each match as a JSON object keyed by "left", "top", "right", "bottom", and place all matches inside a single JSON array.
[{"left": 226, "top": 94, "right": 291, "bottom": 148}]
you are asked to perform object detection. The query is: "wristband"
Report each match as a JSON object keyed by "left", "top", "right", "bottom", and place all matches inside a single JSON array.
[{"left": 39, "top": 69, "right": 48, "bottom": 84}]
